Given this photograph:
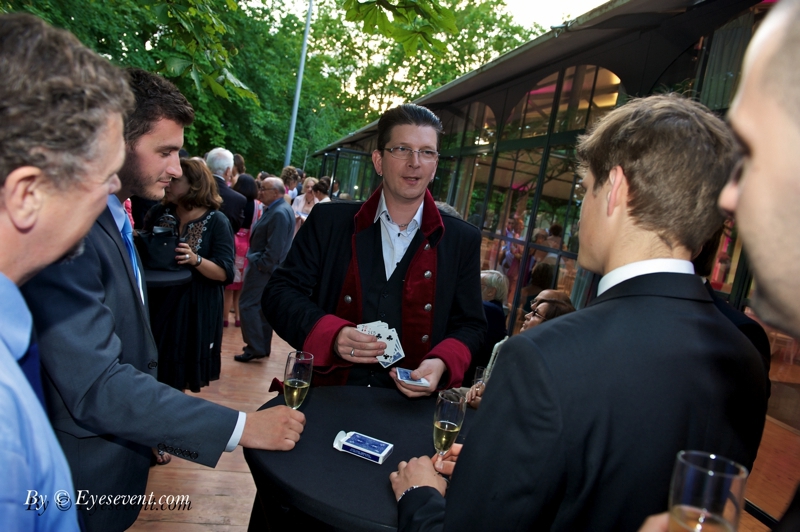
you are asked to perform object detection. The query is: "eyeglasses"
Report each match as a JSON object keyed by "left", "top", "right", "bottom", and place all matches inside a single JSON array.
[
  {"left": 532, "top": 308, "right": 548, "bottom": 321},
  {"left": 384, "top": 146, "right": 439, "bottom": 163}
]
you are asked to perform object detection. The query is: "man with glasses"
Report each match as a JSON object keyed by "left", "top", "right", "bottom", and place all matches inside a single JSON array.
[{"left": 264, "top": 104, "right": 486, "bottom": 396}]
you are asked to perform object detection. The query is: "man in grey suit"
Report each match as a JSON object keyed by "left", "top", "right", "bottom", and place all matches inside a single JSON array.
[
  {"left": 235, "top": 177, "right": 295, "bottom": 362},
  {"left": 22, "top": 69, "right": 305, "bottom": 531}
]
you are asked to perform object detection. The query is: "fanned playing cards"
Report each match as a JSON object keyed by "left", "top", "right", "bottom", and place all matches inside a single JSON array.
[{"left": 356, "top": 321, "right": 405, "bottom": 368}]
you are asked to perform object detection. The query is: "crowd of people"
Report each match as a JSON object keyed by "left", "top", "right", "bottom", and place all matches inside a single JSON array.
[{"left": 3, "top": 2, "right": 800, "bottom": 531}]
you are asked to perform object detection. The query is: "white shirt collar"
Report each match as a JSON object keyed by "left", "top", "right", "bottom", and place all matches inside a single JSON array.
[
  {"left": 374, "top": 190, "right": 424, "bottom": 233},
  {"left": 597, "top": 258, "right": 695, "bottom": 295}
]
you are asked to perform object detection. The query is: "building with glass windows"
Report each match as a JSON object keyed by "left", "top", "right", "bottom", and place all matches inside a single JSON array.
[{"left": 314, "top": 0, "right": 799, "bottom": 525}]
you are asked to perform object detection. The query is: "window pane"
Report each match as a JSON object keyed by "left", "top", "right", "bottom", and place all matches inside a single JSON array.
[
  {"left": 510, "top": 247, "right": 558, "bottom": 333},
  {"left": 490, "top": 148, "right": 544, "bottom": 237},
  {"left": 441, "top": 105, "right": 467, "bottom": 150},
  {"left": 455, "top": 154, "right": 492, "bottom": 228},
  {"left": 431, "top": 157, "right": 457, "bottom": 204},
  {"left": 554, "top": 65, "right": 597, "bottom": 133},
  {"left": 707, "top": 220, "right": 741, "bottom": 295},
  {"left": 587, "top": 68, "right": 624, "bottom": 127},
  {"left": 464, "top": 102, "right": 497, "bottom": 147},
  {"left": 501, "top": 71, "right": 559, "bottom": 141},
  {"left": 535, "top": 146, "right": 581, "bottom": 247}
]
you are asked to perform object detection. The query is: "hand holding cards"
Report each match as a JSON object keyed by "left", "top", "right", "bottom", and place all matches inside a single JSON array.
[
  {"left": 356, "top": 321, "right": 406, "bottom": 368},
  {"left": 396, "top": 368, "right": 430, "bottom": 387}
]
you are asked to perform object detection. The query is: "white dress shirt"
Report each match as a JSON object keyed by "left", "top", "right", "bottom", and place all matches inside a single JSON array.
[
  {"left": 374, "top": 192, "right": 425, "bottom": 280},
  {"left": 597, "top": 258, "right": 695, "bottom": 296}
]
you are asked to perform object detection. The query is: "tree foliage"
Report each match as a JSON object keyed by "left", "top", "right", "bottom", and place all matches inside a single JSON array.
[{"left": 2, "top": 0, "right": 543, "bottom": 173}]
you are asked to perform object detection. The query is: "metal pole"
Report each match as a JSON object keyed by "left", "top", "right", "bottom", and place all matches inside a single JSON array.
[{"left": 284, "top": 0, "right": 313, "bottom": 167}]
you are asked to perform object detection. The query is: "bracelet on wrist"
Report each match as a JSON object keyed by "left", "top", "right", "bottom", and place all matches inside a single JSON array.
[
  {"left": 194, "top": 255, "right": 202, "bottom": 267},
  {"left": 397, "top": 485, "right": 421, "bottom": 503}
]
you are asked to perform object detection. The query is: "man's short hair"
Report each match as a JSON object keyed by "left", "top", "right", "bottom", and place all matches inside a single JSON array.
[
  {"left": 576, "top": 94, "right": 736, "bottom": 254},
  {"left": 763, "top": 0, "right": 800, "bottom": 126},
  {"left": 205, "top": 147, "right": 234, "bottom": 177},
  {"left": 481, "top": 270, "right": 509, "bottom": 303},
  {"left": 376, "top": 104, "right": 444, "bottom": 151},
  {"left": 124, "top": 67, "right": 194, "bottom": 147},
  {"left": 263, "top": 177, "right": 285, "bottom": 193},
  {"left": 0, "top": 13, "right": 133, "bottom": 189}
]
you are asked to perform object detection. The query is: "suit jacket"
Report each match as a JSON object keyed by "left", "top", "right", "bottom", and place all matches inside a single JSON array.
[
  {"left": 21, "top": 207, "right": 239, "bottom": 531},
  {"left": 213, "top": 175, "right": 246, "bottom": 232},
  {"left": 399, "top": 273, "right": 767, "bottom": 532},
  {"left": 247, "top": 199, "right": 294, "bottom": 276},
  {"left": 704, "top": 281, "right": 771, "bottom": 397},
  {"left": 263, "top": 188, "right": 486, "bottom": 387}
]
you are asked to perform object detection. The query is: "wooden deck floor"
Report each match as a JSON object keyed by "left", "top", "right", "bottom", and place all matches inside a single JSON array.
[{"left": 130, "top": 326, "right": 800, "bottom": 531}]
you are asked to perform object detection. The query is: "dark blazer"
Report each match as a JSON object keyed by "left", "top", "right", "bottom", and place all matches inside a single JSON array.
[
  {"left": 213, "top": 175, "right": 246, "bottom": 232},
  {"left": 399, "top": 273, "right": 767, "bottom": 532},
  {"left": 247, "top": 199, "right": 294, "bottom": 276},
  {"left": 704, "top": 281, "right": 771, "bottom": 397},
  {"left": 263, "top": 188, "right": 487, "bottom": 387},
  {"left": 21, "top": 208, "right": 239, "bottom": 531}
]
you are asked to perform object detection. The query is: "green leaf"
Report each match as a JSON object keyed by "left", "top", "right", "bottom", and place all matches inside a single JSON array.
[
  {"left": 164, "top": 56, "right": 193, "bottom": 76},
  {"left": 203, "top": 72, "right": 229, "bottom": 99}
]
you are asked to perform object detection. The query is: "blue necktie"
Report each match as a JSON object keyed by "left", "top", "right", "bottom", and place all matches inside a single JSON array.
[{"left": 121, "top": 214, "right": 142, "bottom": 300}]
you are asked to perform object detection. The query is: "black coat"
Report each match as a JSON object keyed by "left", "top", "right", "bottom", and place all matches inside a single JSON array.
[
  {"left": 263, "top": 188, "right": 487, "bottom": 387},
  {"left": 213, "top": 175, "right": 246, "bottom": 232},
  {"left": 399, "top": 272, "right": 767, "bottom": 532}
]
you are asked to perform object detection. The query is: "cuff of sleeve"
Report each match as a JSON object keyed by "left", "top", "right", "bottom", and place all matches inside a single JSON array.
[
  {"left": 425, "top": 338, "right": 471, "bottom": 388},
  {"left": 397, "top": 486, "right": 444, "bottom": 527},
  {"left": 302, "top": 314, "right": 355, "bottom": 367},
  {"left": 225, "top": 411, "right": 247, "bottom": 452}
]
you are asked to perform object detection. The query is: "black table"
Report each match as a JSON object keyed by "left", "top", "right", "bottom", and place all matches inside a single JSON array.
[{"left": 244, "top": 386, "right": 472, "bottom": 532}]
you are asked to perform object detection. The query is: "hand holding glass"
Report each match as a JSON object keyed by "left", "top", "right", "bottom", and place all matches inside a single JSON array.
[
  {"left": 433, "top": 390, "right": 466, "bottom": 462},
  {"left": 668, "top": 450, "right": 748, "bottom": 532},
  {"left": 284, "top": 351, "right": 313, "bottom": 409}
]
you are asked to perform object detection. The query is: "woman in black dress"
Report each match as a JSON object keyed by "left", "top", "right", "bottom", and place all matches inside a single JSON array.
[{"left": 145, "top": 158, "right": 234, "bottom": 391}]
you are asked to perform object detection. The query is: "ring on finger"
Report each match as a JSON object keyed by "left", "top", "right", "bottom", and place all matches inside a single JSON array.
[
  {"left": 350, "top": 348, "right": 355, "bottom": 357},
  {"left": 185, "top": 254, "right": 189, "bottom": 260}
]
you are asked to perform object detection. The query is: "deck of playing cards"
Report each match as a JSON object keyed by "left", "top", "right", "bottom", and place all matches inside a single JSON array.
[
  {"left": 356, "top": 321, "right": 405, "bottom": 368},
  {"left": 333, "top": 431, "right": 394, "bottom": 464}
]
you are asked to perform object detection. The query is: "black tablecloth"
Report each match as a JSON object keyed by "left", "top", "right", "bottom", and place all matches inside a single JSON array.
[{"left": 244, "top": 386, "right": 472, "bottom": 532}]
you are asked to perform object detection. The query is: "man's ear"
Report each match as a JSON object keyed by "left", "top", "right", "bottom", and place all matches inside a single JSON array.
[
  {"left": 372, "top": 150, "right": 384, "bottom": 177},
  {"left": 606, "top": 165, "right": 628, "bottom": 217},
  {"left": 3, "top": 166, "right": 47, "bottom": 231}
]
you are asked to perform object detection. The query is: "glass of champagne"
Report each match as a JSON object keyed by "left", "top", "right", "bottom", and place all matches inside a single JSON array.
[
  {"left": 668, "top": 450, "right": 749, "bottom": 532},
  {"left": 433, "top": 390, "right": 466, "bottom": 461},
  {"left": 283, "top": 351, "right": 313, "bottom": 410}
]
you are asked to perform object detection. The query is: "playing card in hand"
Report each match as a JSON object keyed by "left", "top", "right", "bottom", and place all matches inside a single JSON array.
[{"left": 356, "top": 321, "right": 405, "bottom": 368}]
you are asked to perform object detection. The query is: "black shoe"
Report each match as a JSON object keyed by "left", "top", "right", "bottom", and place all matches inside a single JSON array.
[{"left": 234, "top": 352, "right": 267, "bottom": 362}]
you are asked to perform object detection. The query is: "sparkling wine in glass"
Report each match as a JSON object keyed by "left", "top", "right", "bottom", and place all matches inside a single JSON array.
[
  {"left": 433, "top": 390, "right": 466, "bottom": 460},
  {"left": 667, "top": 450, "right": 748, "bottom": 532},
  {"left": 283, "top": 351, "right": 313, "bottom": 409}
]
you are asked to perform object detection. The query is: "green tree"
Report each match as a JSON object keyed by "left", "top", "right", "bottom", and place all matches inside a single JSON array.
[{"left": 312, "top": 0, "right": 544, "bottom": 124}]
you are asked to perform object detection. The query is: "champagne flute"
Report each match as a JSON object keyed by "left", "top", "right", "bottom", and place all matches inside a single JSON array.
[
  {"left": 283, "top": 351, "right": 313, "bottom": 409},
  {"left": 668, "top": 450, "right": 748, "bottom": 532},
  {"left": 433, "top": 390, "right": 466, "bottom": 462}
]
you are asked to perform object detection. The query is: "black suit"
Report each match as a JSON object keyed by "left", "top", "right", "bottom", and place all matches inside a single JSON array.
[
  {"left": 22, "top": 208, "right": 239, "bottom": 531},
  {"left": 704, "top": 281, "right": 771, "bottom": 397},
  {"left": 213, "top": 175, "right": 246, "bottom": 232},
  {"left": 399, "top": 273, "right": 767, "bottom": 532}
]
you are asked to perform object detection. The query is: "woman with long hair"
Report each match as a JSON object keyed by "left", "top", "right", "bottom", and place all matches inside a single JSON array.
[{"left": 144, "top": 158, "right": 235, "bottom": 392}]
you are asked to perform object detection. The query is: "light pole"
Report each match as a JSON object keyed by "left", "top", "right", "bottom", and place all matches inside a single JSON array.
[{"left": 284, "top": 0, "right": 314, "bottom": 167}]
